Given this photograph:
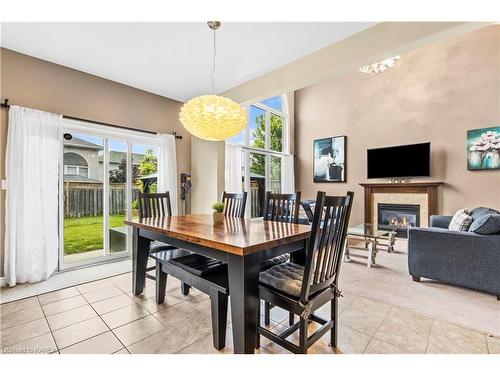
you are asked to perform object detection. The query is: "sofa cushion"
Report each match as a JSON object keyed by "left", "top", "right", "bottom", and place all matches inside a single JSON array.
[
  {"left": 448, "top": 209, "right": 473, "bottom": 232},
  {"left": 469, "top": 214, "right": 500, "bottom": 235},
  {"left": 470, "top": 207, "right": 500, "bottom": 221}
]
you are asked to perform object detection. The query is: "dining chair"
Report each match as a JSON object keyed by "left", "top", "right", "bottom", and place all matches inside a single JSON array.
[
  {"left": 256, "top": 191, "right": 354, "bottom": 353},
  {"left": 138, "top": 192, "right": 191, "bottom": 295},
  {"left": 262, "top": 191, "right": 302, "bottom": 327},
  {"left": 222, "top": 191, "right": 247, "bottom": 218},
  {"left": 153, "top": 191, "right": 249, "bottom": 350},
  {"left": 300, "top": 199, "right": 316, "bottom": 224}
]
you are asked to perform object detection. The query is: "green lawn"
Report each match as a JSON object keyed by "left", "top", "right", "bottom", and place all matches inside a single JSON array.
[{"left": 64, "top": 215, "right": 126, "bottom": 254}]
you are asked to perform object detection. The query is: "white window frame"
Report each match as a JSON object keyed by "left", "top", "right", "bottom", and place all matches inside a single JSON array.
[
  {"left": 227, "top": 95, "right": 291, "bottom": 217},
  {"left": 64, "top": 165, "right": 89, "bottom": 177},
  {"left": 59, "top": 118, "right": 161, "bottom": 271}
]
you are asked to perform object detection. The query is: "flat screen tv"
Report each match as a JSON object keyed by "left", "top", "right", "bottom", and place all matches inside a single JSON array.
[{"left": 367, "top": 142, "right": 431, "bottom": 179}]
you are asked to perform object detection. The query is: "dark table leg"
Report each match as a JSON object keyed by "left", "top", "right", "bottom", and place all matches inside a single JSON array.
[
  {"left": 132, "top": 227, "right": 151, "bottom": 295},
  {"left": 228, "top": 252, "right": 260, "bottom": 354}
]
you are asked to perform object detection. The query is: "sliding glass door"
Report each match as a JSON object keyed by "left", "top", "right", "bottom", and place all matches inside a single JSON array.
[
  {"left": 62, "top": 133, "right": 106, "bottom": 265},
  {"left": 59, "top": 119, "right": 160, "bottom": 270}
]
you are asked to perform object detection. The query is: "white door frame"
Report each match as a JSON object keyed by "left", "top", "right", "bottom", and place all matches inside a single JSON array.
[{"left": 58, "top": 118, "right": 160, "bottom": 270}]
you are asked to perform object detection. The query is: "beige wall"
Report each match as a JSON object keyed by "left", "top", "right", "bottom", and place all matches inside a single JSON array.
[
  {"left": 295, "top": 26, "right": 500, "bottom": 225},
  {"left": 190, "top": 137, "right": 225, "bottom": 214},
  {"left": 223, "top": 23, "right": 488, "bottom": 105},
  {"left": 0, "top": 48, "right": 190, "bottom": 277}
]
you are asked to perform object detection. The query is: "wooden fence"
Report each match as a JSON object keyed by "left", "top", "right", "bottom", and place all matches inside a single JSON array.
[{"left": 64, "top": 181, "right": 139, "bottom": 218}]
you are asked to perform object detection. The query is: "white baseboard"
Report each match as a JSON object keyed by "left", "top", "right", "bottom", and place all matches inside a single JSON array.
[{"left": 0, "top": 277, "right": 6, "bottom": 287}]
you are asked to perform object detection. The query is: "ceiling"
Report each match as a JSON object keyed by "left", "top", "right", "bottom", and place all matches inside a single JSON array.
[{"left": 0, "top": 22, "right": 376, "bottom": 102}]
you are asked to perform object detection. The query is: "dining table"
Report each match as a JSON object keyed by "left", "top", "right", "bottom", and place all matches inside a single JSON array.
[{"left": 125, "top": 213, "right": 311, "bottom": 354}]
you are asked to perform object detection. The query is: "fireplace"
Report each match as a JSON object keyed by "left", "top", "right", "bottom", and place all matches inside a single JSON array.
[{"left": 377, "top": 203, "right": 420, "bottom": 238}]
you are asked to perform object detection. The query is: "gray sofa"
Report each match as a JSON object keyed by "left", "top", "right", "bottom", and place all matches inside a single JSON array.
[{"left": 408, "top": 210, "right": 500, "bottom": 300}]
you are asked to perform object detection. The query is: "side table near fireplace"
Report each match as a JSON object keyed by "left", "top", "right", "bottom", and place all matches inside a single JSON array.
[{"left": 344, "top": 224, "right": 396, "bottom": 268}]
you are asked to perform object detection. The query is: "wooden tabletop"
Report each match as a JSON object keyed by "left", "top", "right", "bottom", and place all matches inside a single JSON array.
[{"left": 125, "top": 214, "right": 311, "bottom": 256}]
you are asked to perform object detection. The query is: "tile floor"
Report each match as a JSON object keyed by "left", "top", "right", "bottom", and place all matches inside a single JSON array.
[{"left": 1, "top": 271, "right": 499, "bottom": 354}]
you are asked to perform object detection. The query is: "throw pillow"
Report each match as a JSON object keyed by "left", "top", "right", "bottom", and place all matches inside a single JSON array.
[
  {"left": 468, "top": 214, "right": 500, "bottom": 235},
  {"left": 448, "top": 208, "right": 473, "bottom": 232},
  {"left": 470, "top": 207, "right": 500, "bottom": 222}
]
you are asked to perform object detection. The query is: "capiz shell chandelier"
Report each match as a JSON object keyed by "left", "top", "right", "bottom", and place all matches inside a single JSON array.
[{"left": 179, "top": 21, "right": 247, "bottom": 141}]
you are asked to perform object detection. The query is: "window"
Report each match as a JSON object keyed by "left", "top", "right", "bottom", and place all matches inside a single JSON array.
[
  {"left": 63, "top": 152, "right": 89, "bottom": 178},
  {"left": 226, "top": 95, "right": 291, "bottom": 217}
]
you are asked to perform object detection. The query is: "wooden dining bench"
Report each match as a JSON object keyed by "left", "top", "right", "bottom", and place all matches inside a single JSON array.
[{"left": 152, "top": 251, "right": 229, "bottom": 350}]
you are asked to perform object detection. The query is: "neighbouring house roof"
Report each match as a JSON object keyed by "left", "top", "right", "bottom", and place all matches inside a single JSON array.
[
  {"left": 98, "top": 151, "right": 145, "bottom": 165},
  {"left": 63, "top": 174, "right": 102, "bottom": 183},
  {"left": 64, "top": 136, "right": 103, "bottom": 150}
]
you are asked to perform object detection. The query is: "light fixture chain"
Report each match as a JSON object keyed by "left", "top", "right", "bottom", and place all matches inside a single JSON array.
[{"left": 212, "top": 28, "right": 217, "bottom": 93}]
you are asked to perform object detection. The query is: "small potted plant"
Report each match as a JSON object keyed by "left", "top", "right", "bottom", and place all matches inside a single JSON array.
[{"left": 212, "top": 202, "right": 225, "bottom": 224}]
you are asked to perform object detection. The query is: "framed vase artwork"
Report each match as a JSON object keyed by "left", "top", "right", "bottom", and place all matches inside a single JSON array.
[
  {"left": 467, "top": 126, "right": 500, "bottom": 170},
  {"left": 313, "top": 136, "right": 346, "bottom": 182}
]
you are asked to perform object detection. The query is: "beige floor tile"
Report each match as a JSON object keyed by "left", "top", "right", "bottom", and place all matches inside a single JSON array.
[
  {"left": 1, "top": 332, "right": 57, "bottom": 354},
  {"left": 334, "top": 324, "right": 372, "bottom": 354},
  {"left": 169, "top": 313, "right": 213, "bottom": 344},
  {"left": 42, "top": 295, "right": 88, "bottom": 316},
  {"left": 52, "top": 316, "right": 109, "bottom": 349},
  {"left": 487, "top": 335, "right": 500, "bottom": 354},
  {"left": 60, "top": 331, "right": 123, "bottom": 354},
  {"left": 112, "top": 315, "right": 165, "bottom": 347},
  {"left": 76, "top": 279, "right": 115, "bottom": 294},
  {"left": 46, "top": 305, "right": 97, "bottom": 331},
  {"left": 82, "top": 285, "right": 123, "bottom": 304},
  {"left": 307, "top": 340, "right": 339, "bottom": 354},
  {"left": 0, "top": 297, "right": 39, "bottom": 316},
  {"left": 100, "top": 304, "right": 150, "bottom": 329},
  {"left": 127, "top": 327, "right": 190, "bottom": 354},
  {"left": 107, "top": 273, "right": 132, "bottom": 286},
  {"left": 153, "top": 302, "right": 200, "bottom": 329},
  {"left": 128, "top": 284, "right": 158, "bottom": 302},
  {"left": 339, "top": 296, "right": 390, "bottom": 336},
  {"left": 109, "top": 274, "right": 134, "bottom": 293},
  {"left": 0, "top": 318, "right": 50, "bottom": 348},
  {"left": 38, "top": 287, "right": 80, "bottom": 306},
  {"left": 427, "top": 321, "right": 488, "bottom": 354},
  {"left": 364, "top": 338, "right": 408, "bottom": 354},
  {"left": 315, "top": 294, "right": 357, "bottom": 321},
  {"left": 166, "top": 277, "right": 182, "bottom": 291},
  {"left": 91, "top": 293, "right": 135, "bottom": 315},
  {"left": 177, "top": 332, "right": 234, "bottom": 354},
  {"left": 113, "top": 348, "right": 130, "bottom": 354},
  {"left": 373, "top": 307, "right": 433, "bottom": 353},
  {"left": 1, "top": 304, "right": 45, "bottom": 330},
  {"left": 136, "top": 296, "right": 183, "bottom": 314}
]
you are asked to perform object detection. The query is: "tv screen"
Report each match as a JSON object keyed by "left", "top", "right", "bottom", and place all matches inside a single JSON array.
[{"left": 367, "top": 142, "right": 431, "bottom": 179}]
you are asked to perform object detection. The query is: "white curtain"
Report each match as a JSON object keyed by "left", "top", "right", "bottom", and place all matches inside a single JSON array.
[
  {"left": 225, "top": 144, "right": 243, "bottom": 193},
  {"left": 281, "top": 154, "right": 295, "bottom": 194},
  {"left": 4, "top": 106, "right": 62, "bottom": 286},
  {"left": 157, "top": 133, "right": 178, "bottom": 214}
]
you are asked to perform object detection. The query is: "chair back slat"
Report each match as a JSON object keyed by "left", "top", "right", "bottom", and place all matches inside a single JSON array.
[
  {"left": 221, "top": 191, "right": 247, "bottom": 218},
  {"left": 263, "top": 192, "right": 301, "bottom": 224},
  {"left": 299, "top": 191, "right": 354, "bottom": 304},
  {"left": 138, "top": 192, "right": 172, "bottom": 219}
]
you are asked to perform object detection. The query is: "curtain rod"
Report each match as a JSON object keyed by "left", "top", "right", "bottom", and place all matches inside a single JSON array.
[{"left": 1, "top": 98, "right": 183, "bottom": 140}]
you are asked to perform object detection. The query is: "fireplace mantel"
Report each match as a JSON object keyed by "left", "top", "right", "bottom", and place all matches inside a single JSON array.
[{"left": 359, "top": 182, "right": 443, "bottom": 225}]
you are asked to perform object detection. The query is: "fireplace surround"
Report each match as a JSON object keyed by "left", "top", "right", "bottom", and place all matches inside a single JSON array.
[{"left": 360, "top": 182, "right": 443, "bottom": 234}]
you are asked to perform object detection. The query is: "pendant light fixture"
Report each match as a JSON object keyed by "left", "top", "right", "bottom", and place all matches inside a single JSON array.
[{"left": 179, "top": 21, "right": 247, "bottom": 141}]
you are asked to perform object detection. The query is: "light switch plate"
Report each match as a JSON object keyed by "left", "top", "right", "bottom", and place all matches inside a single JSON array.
[{"left": 1, "top": 180, "right": 6, "bottom": 190}]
